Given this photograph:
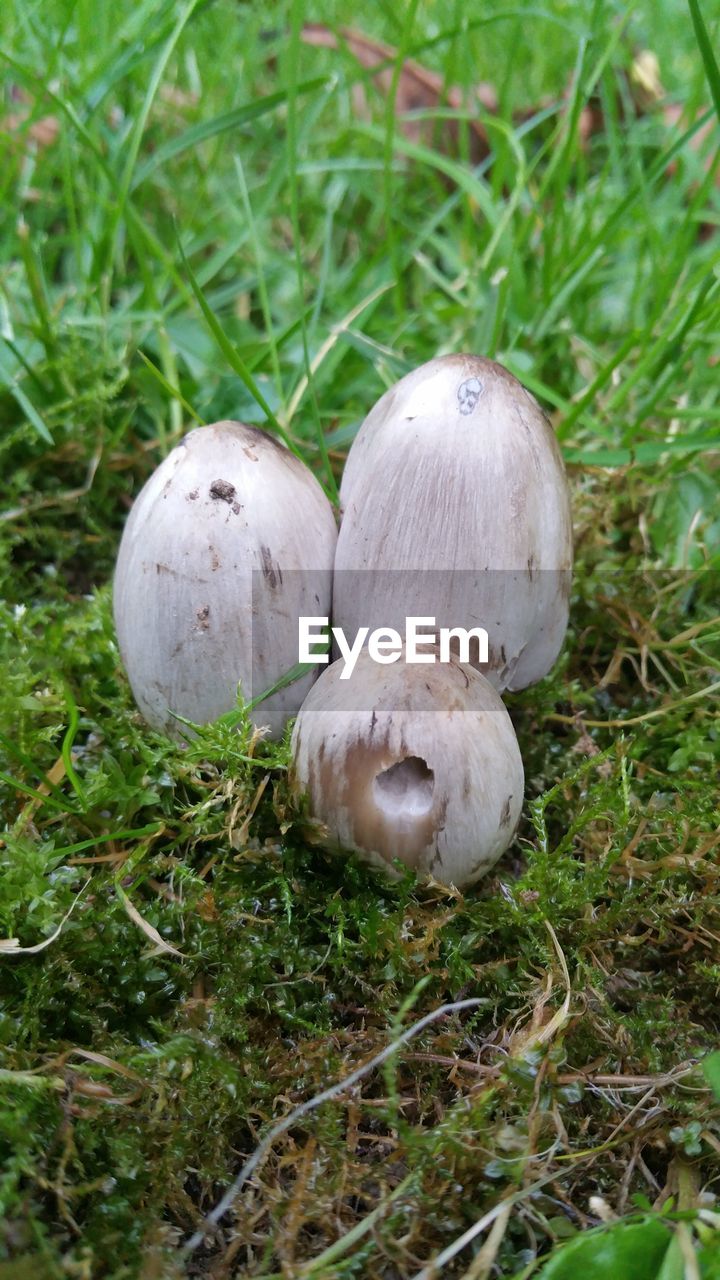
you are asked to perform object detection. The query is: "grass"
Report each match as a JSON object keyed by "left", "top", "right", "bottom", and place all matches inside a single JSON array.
[{"left": 0, "top": 0, "right": 719, "bottom": 1275}]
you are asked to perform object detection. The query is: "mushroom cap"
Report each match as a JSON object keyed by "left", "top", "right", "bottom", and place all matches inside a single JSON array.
[
  {"left": 113, "top": 421, "right": 337, "bottom": 738},
  {"left": 290, "top": 649, "right": 524, "bottom": 889},
  {"left": 335, "top": 354, "right": 573, "bottom": 691}
]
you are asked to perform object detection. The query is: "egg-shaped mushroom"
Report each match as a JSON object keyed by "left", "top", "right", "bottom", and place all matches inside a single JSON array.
[
  {"left": 334, "top": 354, "right": 572, "bottom": 691},
  {"left": 113, "top": 421, "right": 337, "bottom": 738},
  {"left": 291, "top": 649, "right": 524, "bottom": 888}
]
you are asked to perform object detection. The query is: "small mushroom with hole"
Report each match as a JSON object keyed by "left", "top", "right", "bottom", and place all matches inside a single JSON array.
[
  {"left": 113, "top": 421, "right": 337, "bottom": 738},
  {"left": 290, "top": 648, "right": 524, "bottom": 889},
  {"left": 334, "top": 353, "right": 573, "bottom": 691}
]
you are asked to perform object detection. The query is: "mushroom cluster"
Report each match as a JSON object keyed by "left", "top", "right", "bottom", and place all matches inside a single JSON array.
[{"left": 114, "top": 355, "right": 572, "bottom": 889}]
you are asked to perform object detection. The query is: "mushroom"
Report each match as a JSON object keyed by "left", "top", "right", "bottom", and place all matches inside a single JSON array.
[
  {"left": 113, "top": 421, "right": 337, "bottom": 738},
  {"left": 334, "top": 354, "right": 573, "bottom": 691},
  {"left": 291, "top": 649, "right": 524, "bottom": 888}
]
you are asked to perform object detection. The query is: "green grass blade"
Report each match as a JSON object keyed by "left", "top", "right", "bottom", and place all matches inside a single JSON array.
[
  {"left": 0, "top": 771, "right": 73, "bottom": 816},
  {"left": 136, "top": 351, "right": 205, "bottom": 425},
  {"left": 563, "top": 433, "right": 720, "bottom": 465},
  {"left": 132, "top": 78, "right": 330, "bottom": 188},
  {"left": 101, "top": 0, "right": 201, "bottom": 284},
  {"left": 687, "top": 0, "right": 720, "bottom": 123},
  {"left": 0, "top": 730, "right": 74, "bottom": 808},
  {"left": 558, "top": 107, "right": 716, "bottom": 291},
  {"left": 175, "top": 230, "right": 293, "bottom": 450},
  {"left": 60, "top": 686, "right": 87, "bottom": 806},
  {"left": 234, "top": 154, "right": 285, "bottom": 410},
  {"left": 285, "top": 1, "right": 338, "bottom": 497},
  {"left": 47, "top": 824, "right": 166, "bottom": 861},
  {"left": 3, "top": 379, "right": 54, "bottom": 445},
  {"left": 0, "top": 48, "right": 195, "bottom": 308}
]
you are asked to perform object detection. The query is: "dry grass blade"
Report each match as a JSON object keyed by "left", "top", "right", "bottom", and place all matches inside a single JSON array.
[
  {"left": 230, "top": 771, "right": 270, "bottom": 849},
  {"left": 409, "top": 1174, "right": 560, "bottom": 1280},
  {"left": 457, "top": 1201, "right": 512, "bottom": 1280},
  {"left": 279, "top": 280, "right": 393, "bottom": 430},
  {"left": 0, "top": 880, "right": 89, "bottom": 955},
  {"left": 507, "top": 920, "right": 572, "bottom": 1056},
  {"left": 292, "top": 1171, "right": 418, "bottom": 1277},
  {"left": 55, "top": 1049, "right": 149, "bottom": 1086},
  {"left": 546, "top": 678, "right": 720, "bottom": 728},
  {"left": 536, "top": 919, "right": 572, "bottom": 1046},
  {"left": 115, "top": 884, "right": 186, "bottom": 958}
]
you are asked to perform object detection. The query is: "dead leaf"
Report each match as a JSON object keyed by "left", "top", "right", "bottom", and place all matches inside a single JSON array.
[
  {"left": 2, "top": 110, "right": 59, "bottom": 150},
  {"left": 56, "top": 1048, "right": 149, "bottom": 1084},
  {"left": 631, "top": 50, "right": 664, "bottom": 106},
  {"left": 158, "top": 85, "right": 199, "bottom": 110}
]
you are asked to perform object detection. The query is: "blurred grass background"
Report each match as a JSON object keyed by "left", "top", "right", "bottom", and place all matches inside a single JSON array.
[{"left": 0, "top": 0, "right": 719, "bottom": 1276}]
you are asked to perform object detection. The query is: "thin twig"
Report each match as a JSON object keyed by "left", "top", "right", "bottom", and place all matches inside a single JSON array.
[
  {"left": 182, "top": 996, "right": 483, "bottom": 1255},
  {"left": 556, "top": 1062, "right": 698, "bottom": 1090}
]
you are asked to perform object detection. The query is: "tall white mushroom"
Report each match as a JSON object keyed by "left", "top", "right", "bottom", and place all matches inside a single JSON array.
[
  {"left": 334, "top": 354, "right": 573, "bottom": 691},
  {"left": 291, "top": 649, "right": 524, "bottom": 889},
  {"left": 113, "top": 421, "right": 337, "bottom": 738}
]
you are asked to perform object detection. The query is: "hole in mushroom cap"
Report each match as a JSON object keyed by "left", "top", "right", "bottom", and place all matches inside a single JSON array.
[{"left": 373, "top": 757, "right": 434, "bottom": 820}]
